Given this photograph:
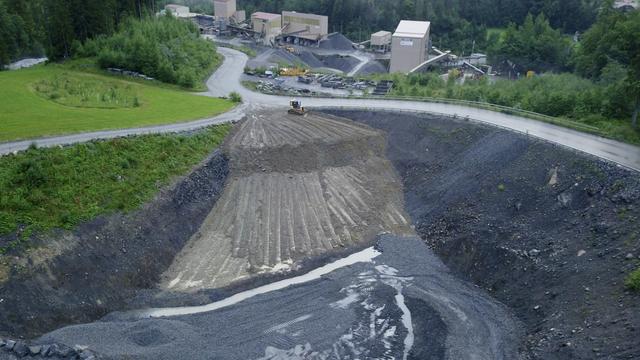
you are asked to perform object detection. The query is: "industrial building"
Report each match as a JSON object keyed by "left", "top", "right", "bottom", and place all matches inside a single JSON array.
[
  {"left": 389, "top": 20, "right": 431, "bottom": 73},
  {"left": 165, "top": 4, "right": 193, "bottom": 18},
  {"left": 251, "top": 12, "right": 282, "bottom": 45},
  {"left": 281, "top": 11, "right": 328, "bottom": 43},
  {"left": 214, "top": 0, "right": 236, "bottom": 19},
  {"left": 370, "top": 31, "right": 392, "bottom": 53}
]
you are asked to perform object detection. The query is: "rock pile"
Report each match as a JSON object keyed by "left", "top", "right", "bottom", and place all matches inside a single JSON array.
[{"left": 0, "top": 338, "right": 98, "bottom": 359}]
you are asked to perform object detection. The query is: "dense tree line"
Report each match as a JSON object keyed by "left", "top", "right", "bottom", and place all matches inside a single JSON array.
[
  {"left": 0, "top": 0, "right": 159, "bottom": 66},
  {"left": 573, "top": 2, "right": 640, "bottom": 127},
  {"left": 487, "top": 13, "right": 573, "bottom": 72},
  {"left": 236, "top": 0, "right": 599, "bottom": 52},
  {"left": 76, "top": 15, "right": 221, "bottom": 88}
]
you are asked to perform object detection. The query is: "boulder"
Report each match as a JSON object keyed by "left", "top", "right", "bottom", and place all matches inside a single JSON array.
[
  {"left": 28, "top": 345, "right": 41, "bottom": 356},
  {"left": 4, "top": 340, "right": 16, "bottom": 351},
  {"left": 13, "top": 342, "right": 29, "bottom": 357}
]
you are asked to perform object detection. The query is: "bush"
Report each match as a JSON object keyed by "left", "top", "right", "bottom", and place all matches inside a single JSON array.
[
  {"left": 78, "top": 16, "right": 222, "bottom": 88},
  {"left": 626, "top": 268, "right": 640, "bottom": 292},
  {"left": 229, "top": 92, "right": 242, "bottom": 103}
]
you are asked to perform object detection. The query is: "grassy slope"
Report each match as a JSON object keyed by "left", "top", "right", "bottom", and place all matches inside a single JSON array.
[
  {"left": 0, "top": 124, "right": 231, "bottom": 253},
  {"left": 0, "top": 64, "right": 234, "bottom": 142}
]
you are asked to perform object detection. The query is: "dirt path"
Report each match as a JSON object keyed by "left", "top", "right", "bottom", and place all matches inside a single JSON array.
[{"left": 161, "top": 111, "right": 413, "bottom": 291}]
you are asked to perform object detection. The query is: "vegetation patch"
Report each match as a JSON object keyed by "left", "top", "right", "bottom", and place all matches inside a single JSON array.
[
  {"left": 0, "top": 65, "right": 234, "bottom": 142},
  {"left": 366, "top": 71, "right": 640, "bottom": 145},
  {"left": 76, "top": 15, "right": 222, "bottom": 89},
  {"left": 33, "top": 73, "right": 140, "bottom": 109},
  {"left": 626, "top": 268, "right": 640, "bottom": 292},
  {"left": 0, "top": 124, "right": 231, "bottom": 254}
]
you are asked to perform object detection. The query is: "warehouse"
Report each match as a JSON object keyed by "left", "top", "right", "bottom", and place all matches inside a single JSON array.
[
  {"left": 371, "top": 30, "right": 391, "bottom": 53},
  {"left": 389, "top": 20, "right": 430, "bottom": 73},
  {"left": 165, "top": 4, "right": 191, "bottom": 18},
  {"left": 252, "top": 12, "right": 282, "bottom": 45},
  {"left": 281, "top": 11, "right": 328, "bottom": 44}
]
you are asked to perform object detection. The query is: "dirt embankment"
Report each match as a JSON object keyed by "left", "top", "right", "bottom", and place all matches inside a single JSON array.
[
  {"left": 0, "top": 150, "right": 229, "bottom": 338},
  {"left": 161, "top": 111, "right": 413, "bottom": 292},
  {"left": 324, "top": 109, "right": 640, "bottom": 359}
]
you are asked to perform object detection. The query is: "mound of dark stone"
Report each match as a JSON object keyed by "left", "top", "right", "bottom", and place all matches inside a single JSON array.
[
  {"left": 319, "top": 33, "right": 354, "bottom": 51},
  {"left": 323, "top": 109, "right": 640, "bottom": 360}
]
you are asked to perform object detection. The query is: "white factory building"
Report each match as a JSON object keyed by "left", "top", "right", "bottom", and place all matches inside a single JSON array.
[{"left": 389, "top": 20, "right": 431, "bottom": 73}]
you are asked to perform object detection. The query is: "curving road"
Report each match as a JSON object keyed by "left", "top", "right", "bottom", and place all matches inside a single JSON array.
[{"left": 1, "top": 47, "right": 639, "bottom": 172}]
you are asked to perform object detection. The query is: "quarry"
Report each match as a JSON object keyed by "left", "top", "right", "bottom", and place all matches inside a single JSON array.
[{"left": 0, "top": 107, "right": 638, "bottom": 359}]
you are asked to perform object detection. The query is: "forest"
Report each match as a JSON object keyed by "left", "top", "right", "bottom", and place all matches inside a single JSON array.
[
  {"left": 0, "top": 0, "right": 601, "bottom": 67},
  {"left": 235, "top": 0, "right": 599, "bottom": 52}
]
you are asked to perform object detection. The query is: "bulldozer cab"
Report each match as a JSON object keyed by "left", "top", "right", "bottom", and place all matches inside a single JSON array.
[{"left": 288, "top": 99, "right": 306, "bottom": 115}]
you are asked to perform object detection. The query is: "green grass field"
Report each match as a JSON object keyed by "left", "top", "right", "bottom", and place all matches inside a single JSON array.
[{"left": 0, "top": 64, "right": 234, "bottom": 142}]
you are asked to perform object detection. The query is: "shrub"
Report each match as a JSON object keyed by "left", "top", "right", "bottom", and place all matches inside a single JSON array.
[
  {"left": 229, "top": 92, "right": 242, "bottom": 103},
  {"left": 626, "top": 268, "right": 640, "bottom": 292}
]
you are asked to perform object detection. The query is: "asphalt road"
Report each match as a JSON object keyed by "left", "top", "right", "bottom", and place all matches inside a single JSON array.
[{"left": 1, "top": 47, "right": 638, "bottom": 173}]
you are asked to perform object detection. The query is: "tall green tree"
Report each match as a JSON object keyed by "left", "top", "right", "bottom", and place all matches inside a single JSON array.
[
  {"left": 489, "top": 13, "right": 572, "bottom": 72},
  {"left": 573, "top": 2, "right": 640, "bottom": 127}
]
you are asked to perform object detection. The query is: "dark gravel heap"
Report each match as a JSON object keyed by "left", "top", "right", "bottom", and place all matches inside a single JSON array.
[
  {"left": 298, "top": 50, "right": 324, "bottom": 68},
  {"left": 319, "top": 33, "right": 355, "bottom": 51},
  {"left": 354, "top": 61, "right": 387, "bottom": 75},
  {"left": 317, "top": 54, "right": 360, "bottom": 73},
  {"left": 325, "top": 109, "right": 640, "bottom": 360}
]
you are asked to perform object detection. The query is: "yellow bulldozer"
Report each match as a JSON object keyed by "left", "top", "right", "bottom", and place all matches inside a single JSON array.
[
  {"left": 279, "top": 67, "right": 308, "bottom": 77},
  {"left": 288, "top": 99, "right": 307, "bottom": 115}
]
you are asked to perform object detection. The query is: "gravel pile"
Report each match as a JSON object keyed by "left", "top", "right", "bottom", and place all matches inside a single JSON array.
[
  {"left": 298, "top": 50, "right": 324, "bottom": 68},
  {"left": 354, "top": 61, "right": 387, "bottom": 76},
  {"left": 319, "top": 33, "right": 354, "bottom": 51},
  {"left": 318, "top": 54, "right": 360, "bottom": 73},
  {"left": 325, "top": 109, "right": 640, "bottom": 360},
  {"left": 267, "top": 49, "right": 301, "bottom": 66}
]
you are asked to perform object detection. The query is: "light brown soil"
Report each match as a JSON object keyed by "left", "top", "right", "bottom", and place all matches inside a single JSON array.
[{"left": 162, "top": 111, "right": 413, "bottom": 291}]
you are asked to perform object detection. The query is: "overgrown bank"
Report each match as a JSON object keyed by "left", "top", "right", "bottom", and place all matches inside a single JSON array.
[
  {"left": 370, "top": 72, "right": 640, "bottom": 145},
  {"left": 0, "top": 127, "right": 232, "bottom": 337},
  {"left": 326, "top": 109, "right": 640, "bottom": 359},
  {"left": 0, "top": 124, "right": 230, "bottom": 254}
]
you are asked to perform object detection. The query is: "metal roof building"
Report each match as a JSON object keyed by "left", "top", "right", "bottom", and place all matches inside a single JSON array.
[
  {"left": 390, "top": 20, "right": 431, "bottom": 73},
  {"left": 281, "top": 11, "right": 328, "bottom": 42},
  {"left": 251, "top": 12, "right": 282, "bottom": 45}
]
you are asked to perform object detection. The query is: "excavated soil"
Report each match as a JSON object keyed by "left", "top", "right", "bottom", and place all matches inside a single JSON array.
[
  {"left": 161, "top": 111, "right": 413, "bottom": 291},
  {"left": 324, "top": 109, "right": 640, "bottom": 360}
]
